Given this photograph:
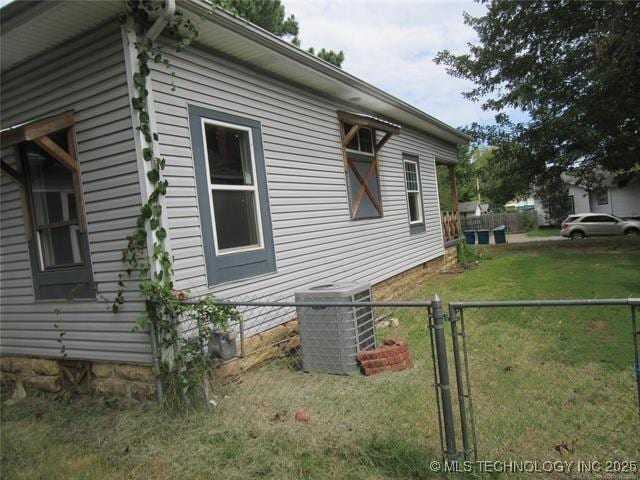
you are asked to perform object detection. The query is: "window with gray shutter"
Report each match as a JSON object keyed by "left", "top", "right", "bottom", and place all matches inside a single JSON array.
[{"left": 337, "top": 112, "right": 400, "bottom": 220}]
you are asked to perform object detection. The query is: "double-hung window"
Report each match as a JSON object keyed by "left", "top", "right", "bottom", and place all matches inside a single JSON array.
[
  {"left": 203, "top": 120, "right": 264, "bottom": 253},
  {"left": 403, "top": 154, "right": 425, "bottom": 233},
  {"left": 189, "top": 106, "right": 276, "bottom": 285}
]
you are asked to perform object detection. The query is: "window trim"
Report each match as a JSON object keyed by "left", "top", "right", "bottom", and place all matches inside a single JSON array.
[
  {"left": 188, "top": 105, "right": 277, "bottom": 286},
  {"left": 200, "top": 118, "right": 265, "bottom": 256},
  {"left": 568, "top": 195, "right": 575, "bottom": 215},
  {"left": 402, "top": 153, "right": 426, "bottom": 234}
]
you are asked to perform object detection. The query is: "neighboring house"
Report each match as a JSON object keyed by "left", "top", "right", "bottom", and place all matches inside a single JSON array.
[
  {"left": 535, "top": 174, "right": 640, "bottom": 225},
  {"left": 458, "top": 201, "right": 489, "bottom": 218},
  {"left": 0, "top": 1, "right": 469, "bottom": 396}
]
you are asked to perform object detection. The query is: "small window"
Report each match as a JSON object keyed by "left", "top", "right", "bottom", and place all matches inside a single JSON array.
[
  {"left": 597, "top": 191, "right": 608, "bottom": 205},
  {"left": 403, "top": 156, "right": 424, "bottom": 229},
  {"left": 343, "top": 123, "right": 374, "bottom": 154},
  {"left": 189, "top": 106, "right": 276, "bottom": 285}
]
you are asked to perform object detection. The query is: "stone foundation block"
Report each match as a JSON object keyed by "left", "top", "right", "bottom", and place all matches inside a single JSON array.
[
  {"left": 23, "top": 375, "right": 61, "bottom": 393},
  {"left": 94, "top": 379, "right": 130, "bottom": 398},
  {"left": 114, "top": 364, "right": 155, "bottom": 383},
  {"left": 130, "top": 382, "right": 156, "bottom": 401}
]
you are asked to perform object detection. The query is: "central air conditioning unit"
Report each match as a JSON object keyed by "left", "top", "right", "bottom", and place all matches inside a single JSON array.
[{"left": 294, "top": 282, "right": 376, "bottom": 374}]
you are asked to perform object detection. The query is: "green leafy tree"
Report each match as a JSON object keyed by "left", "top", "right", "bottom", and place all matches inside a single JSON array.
[
  {"left": 213, "top": 0, "right": 345, "bottom": 67},
  {"left": 435, "top": 1, "right": 640, "bottom": 188}
]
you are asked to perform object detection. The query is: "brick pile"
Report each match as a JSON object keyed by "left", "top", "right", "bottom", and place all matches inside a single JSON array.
[{"left": 356, "top": 337, "right": 413, "bottom": 375}]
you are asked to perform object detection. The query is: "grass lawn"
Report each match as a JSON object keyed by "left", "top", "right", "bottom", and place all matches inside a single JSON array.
[
  {"left": 525, "top": 227, "right": 562, "bottom": 237},
  {"left": 2, "top": 239, "right": 639, "bottom": 479}
]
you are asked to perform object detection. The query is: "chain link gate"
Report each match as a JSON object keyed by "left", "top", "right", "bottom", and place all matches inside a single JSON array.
[{"left": 435, "top": 298, "right": 640, "bottom": 466}]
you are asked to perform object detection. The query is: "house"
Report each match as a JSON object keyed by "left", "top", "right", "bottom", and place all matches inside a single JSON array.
[
  {"left": 458, "top": 201, "right": 489, "bottom": 218},
  {"left": 0, "top": 0, "right": 469, "bottom": 398},
  {"left": 535, "top": 173, "right": 640, "bottom": 225}
]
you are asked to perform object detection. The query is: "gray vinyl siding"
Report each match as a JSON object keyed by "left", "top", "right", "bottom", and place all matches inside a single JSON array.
[
  {"left": 0, "top": 23, "right": 151, "bottom": 364},
  {"left": 150, "top": 41, "right": 457, "bottom": 335}
]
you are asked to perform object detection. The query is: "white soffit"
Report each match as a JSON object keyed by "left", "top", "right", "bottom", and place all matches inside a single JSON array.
[{"left": 1, "top": 1, "right": 122, "bottom": 72}]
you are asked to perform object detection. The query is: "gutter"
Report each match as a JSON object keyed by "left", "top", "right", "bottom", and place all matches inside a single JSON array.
[{"left": 181, "top": 0, "right": 471, "bottom": 145}]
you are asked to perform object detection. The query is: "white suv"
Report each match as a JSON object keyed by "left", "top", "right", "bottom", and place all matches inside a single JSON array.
[{"left": 561, "top": 213, "right": 640, "bottom": 239}]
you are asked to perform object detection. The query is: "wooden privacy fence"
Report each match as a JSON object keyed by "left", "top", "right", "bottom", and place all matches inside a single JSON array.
[{"left": 460, "top": 211, "right": 535, "bottom": 233}]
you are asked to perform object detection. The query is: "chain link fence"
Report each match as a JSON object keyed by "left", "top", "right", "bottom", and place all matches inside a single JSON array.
[
  {"left": 448, "top": 300, "right": 640, "bottom": 465},
  {"left": 170, "top": 295, "right": 640, "bottom": 471}
]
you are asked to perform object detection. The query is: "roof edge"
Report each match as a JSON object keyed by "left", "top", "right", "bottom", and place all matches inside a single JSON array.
[{"left": 181, "top": 0, "right": 471, "bottom": 145}]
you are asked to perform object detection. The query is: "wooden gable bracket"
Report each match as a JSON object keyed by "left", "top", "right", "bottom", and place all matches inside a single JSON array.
[
  {"left": 33, "top": 135, "right": 78, "bottom": 173},
  {"left": 375, "top": 132, "right": 392, "bottom": 153},
  {"left": 0, "top": 111, "right": 86, "bottom": 235},
  {"left": 0, "top": 150, "right": 32, "bottom": 241},
  {"left": 342, "top": 124, "right": 361, "bottom": 148},
  {"left": 0, "top": 160, "right": 24, "bottom": 186}
]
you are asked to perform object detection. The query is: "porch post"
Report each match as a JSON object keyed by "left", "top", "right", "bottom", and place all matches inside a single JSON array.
[{"left": 448, "top": 165, "right": 461, "bottom": 238}]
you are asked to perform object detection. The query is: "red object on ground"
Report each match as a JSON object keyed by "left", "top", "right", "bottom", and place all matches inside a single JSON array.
[
  {"left": 356, "top": 337, "right": 413, "bottom": 376},
  {"left": 295, "top": 408, "right": 310, "bottom": 422}
]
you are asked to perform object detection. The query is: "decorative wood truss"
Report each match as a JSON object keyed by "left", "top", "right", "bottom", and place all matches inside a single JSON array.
[
  {"left": 337, "top": 111, "right": 400, "bottom": 220},
  {"left": 0, "top": 111, "right": 85, "bottom": 240}
]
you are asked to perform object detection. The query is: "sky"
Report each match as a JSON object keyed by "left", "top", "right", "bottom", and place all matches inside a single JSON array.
[{"left": 285, "top": 0, "right": 507, "bottom": 129}]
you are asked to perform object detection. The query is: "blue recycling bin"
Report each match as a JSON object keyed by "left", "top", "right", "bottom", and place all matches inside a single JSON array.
[
  {"left": 493, "top": 225, "right": 506, "bottom": 244},
  {"left": 463, "top": 230, "right": 476, "bottom": 244},
  {"left": 477, "top": 229, "right": 490, "bottom": 245}
]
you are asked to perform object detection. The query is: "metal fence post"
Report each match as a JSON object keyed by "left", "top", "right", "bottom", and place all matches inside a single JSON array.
[
  {"left": 449, "top": 304, "right": 470, "bottom": 459},
  {"left": 631, "top": 304, "right": 640, "bottom": 415},
  {"left": 432, "top": 294, "right": 457, "bottom": 461}
]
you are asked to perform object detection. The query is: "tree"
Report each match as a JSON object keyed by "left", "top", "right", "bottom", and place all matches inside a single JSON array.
[
  {"left": 212, "top": 0, "right": 345, "bottom": 67},
  {"left": 307, "top": 47, "right": 345, "bottom": 68},
  {"left": 435, "top": 1, "right": 640, "bottom": 190}
]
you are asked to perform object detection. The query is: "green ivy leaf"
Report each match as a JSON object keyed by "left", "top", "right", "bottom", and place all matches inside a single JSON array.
[
  {"left": 150, "top": 218, "right": 160, "bottom": 230},
  {"left": 141, "top": 203, "right": 152, "bottom": 219},
  {"left": 156, "top": 228, "right": 167, "bottom": 241},
  {"left": 147, "top": 169, "right": 160, "bottom": 183},
  {"left": 142, "top": 148, "right": 152, "bottom": 161}
]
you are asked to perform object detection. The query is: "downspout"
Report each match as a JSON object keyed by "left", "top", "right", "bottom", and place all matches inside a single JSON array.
[
  {"left": 146, "top": 0, "right": 176, "bottom": 41},
  {"left": 121, "top": 0, "right": 176, "bottom": 404}
]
